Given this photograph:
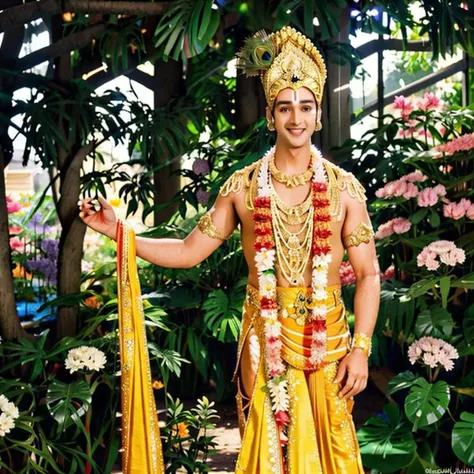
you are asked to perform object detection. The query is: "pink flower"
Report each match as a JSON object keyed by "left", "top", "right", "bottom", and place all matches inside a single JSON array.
[
  {"left": 417, "top": 185, "right": 445, "bottom": 207},
  {"left": 392, "top": 217, "right": 411, "bottom": 234},
  {"left": 10, "top": 237, "right": 24, "bottom": 252},
  {"left": 375, "top": 217, "right": 411, "bottom": 240},
  {"left": 339, "top": 261, "right": 356, "bottom": 286},
  {"left": 6, "top": 197, "right": 22, "bottom": 214},
  {"left": 417, "top": 92, "right": 441, "bottom": 112},
  {"left": 417, "top": 188, "right": 439, "bottom": 207},
  {"left": 467, "top": 204, "right": 474, "bottom": 220},
  {"left": 408, "top": 337, "right": 458, "bottom": 371},
  {"left": 443, "top": 199, "right": 471, "bottom": 220},
  {"left": 9, "top": 226, "right": 22, "bottom": 235},
  {"left": 435, "top": 132, "right": 474, "bottom": 155},
  {"left": 402, "top": 170, "right": 426, "bottom": 183},
  {"left": 402, "top": 183, "right": 419, "bottom": 199},
  {"left": 196, "top": 188, "right": 210, "bottom": 205},
  {"left": 394, "top": 95, "right": 414, "bottom": 121},
  {"left": 439, "top": 248, "right": 465, "bottom": 266},
  {"left": 417, "top": 241, "right": 464, "bottom": 271},
  {"left": 443, "top": 202, "right": 465, "bottom": 220}
]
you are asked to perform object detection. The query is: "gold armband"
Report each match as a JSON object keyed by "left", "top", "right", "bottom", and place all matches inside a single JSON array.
[
  {"left": 351, "top": 333, "right": 372, "bottom": 357},
  {"left": 343, "top": 222, "right": 374, "bottom": 248},
  {"left": 198, "top": 212, "right": 228, "bottom": 241}
]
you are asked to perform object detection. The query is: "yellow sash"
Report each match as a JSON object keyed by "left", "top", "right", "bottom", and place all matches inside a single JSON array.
[{"left": 117, "top": 221, "right": 165, "bottom": 474}]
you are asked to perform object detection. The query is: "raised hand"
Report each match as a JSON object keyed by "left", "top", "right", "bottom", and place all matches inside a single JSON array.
[{"left": 78, "top": 196, "right": 117, "bottom": 239}]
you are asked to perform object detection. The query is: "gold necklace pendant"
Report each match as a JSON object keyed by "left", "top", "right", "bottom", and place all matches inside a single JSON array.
[{"left": 269, "top": 154, "right": 313, "bottom": 188}]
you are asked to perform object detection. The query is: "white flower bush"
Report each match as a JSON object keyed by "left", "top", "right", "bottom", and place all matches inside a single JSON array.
[
  {"left": 0, "top": 395, "right": 20, "bottom": 437},
  {"left": 65, "top": 346, "right": 107, "bottom": 374}
]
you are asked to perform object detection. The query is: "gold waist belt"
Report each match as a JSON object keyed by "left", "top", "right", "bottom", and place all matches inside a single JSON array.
[{"left": 245, "top": 284, "right": 350, "bottom": 369}]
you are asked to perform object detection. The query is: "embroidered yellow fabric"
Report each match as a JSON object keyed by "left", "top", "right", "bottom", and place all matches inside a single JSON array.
[
  {"left": 234, "top": 284, "right": 365, "bottom": 474},
  {"left": 343, "top": 222, "right": 375, "bottom": 248},
  {"left": 117, "top": 221, "right": 165, "bottom": 474},
  {"left": 198, "top": 212, "right": 228, "bottom": 241}
]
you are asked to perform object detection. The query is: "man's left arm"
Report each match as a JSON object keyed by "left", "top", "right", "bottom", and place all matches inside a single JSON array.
[{"left": 336, "top": 192, "right": 381, "bottom": 400}]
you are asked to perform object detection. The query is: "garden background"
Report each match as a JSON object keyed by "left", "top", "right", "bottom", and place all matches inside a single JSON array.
[{"left": 0, "top": 0, "right": 474, "bottom": 472}]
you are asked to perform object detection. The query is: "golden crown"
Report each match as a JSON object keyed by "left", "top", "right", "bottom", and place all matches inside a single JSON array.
[{"left": 236, "top": 26, "right": 327, "bottom": 109}]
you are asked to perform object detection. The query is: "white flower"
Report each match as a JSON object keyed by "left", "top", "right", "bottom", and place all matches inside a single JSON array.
[
  {"left": 264, "top": 321, "right": 281, "bottom": 339},
  {"left": 312, "top": 305, "right": 327, "bottom": 318},
  {"left": 65, "top": 346, "right": 107, "bottom": 374},
  {"left": 0, "top": 412, "right": 15, "bottom": 437},
  {"left": 313, "top": 254, "right": 332, "bottom": 268},
  {"left": 259, "top": 273, "right": 276, "bottom": 297},
  {"left": 261, "top": 309, "right": 278, "bottom": 321},
  {"left": 312, "top": 330, "right": 327, "bottom": 342},
  {"left": 255, "top": 249, "right": 276, "bottom": 271},
  {"left": 314, "top": 289, "right": 328, "bottom": 301},
  {"left": 312, "top": 270, "right": 328, "bottom": 286},
  {"left": 2, "top": 402, "right": 19, "bottom": 420},
  {"left": 268, "top": 378, "right": 289, "bottom": 413}
]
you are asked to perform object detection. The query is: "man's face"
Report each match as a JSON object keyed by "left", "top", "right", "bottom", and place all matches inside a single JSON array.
[{"left": 267, "top": 87, "right": 318, "bottom": 149}]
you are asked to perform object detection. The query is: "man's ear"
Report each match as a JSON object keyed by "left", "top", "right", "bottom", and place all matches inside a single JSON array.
[{"left": 265, "top": 106, "right": 273, "bottom": 123}]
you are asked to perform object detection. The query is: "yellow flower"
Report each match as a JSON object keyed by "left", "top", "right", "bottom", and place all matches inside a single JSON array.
[
  {"left": 176, "top": 422, "right": 189, "bottom": 438},
  {"left": 152, "top": 380, "right": 164, "bottom": 390},
  {"left": 12, "top": 264, "right": 31, "bottom": 279},
  {"left": 109, "top": 198, "right": 122, "bottom": 208}
]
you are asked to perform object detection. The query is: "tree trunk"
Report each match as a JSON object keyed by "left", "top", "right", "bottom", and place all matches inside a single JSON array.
[
  {"left": 0, "top": 149, "right": 28, "bottom": 340},
  {"left": 153, "top": 59, "right": 183, "bottom": 225},
  {"left": 55, "top": 140, "right": 92, "bottom": 339}
]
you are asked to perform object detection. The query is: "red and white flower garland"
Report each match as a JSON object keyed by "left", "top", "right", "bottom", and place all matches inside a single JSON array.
[{"left": 253, "top": 145, "right": 332, "bottom": 434}]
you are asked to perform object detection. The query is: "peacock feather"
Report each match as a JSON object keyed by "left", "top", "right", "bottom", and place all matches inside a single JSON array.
[{"left": 236, "top": 30, "right": 276, "bottom": 77}]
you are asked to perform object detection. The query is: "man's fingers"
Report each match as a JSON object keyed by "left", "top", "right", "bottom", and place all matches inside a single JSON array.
[
  {"left": 98, "top": 196, "right": 112, "bottom": 209},
  {"left": 338, "top": 374, "right": 355, "bottom": 399},
  {"left": 343, "top": 378, "right": 362, "bottom": 400},
  {"left": 334, "top": 359, "right": 347, "bottom": 384}
]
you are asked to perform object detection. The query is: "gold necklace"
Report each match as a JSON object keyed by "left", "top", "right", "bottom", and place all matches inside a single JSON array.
[
  {"left": 269, "top": 154, "right": 314, "bottom": 188},
  {"left": 271, "top": 195, "right": 314, "bottom": 286},
  {"left": 271, "top": 183, "right": 312, "bottom": 225}
]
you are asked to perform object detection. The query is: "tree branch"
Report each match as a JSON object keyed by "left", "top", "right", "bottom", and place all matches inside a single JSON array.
[
  {"left": 0, "top": 0, "right": 170, "bottom": 34},
  {"left": 16, "top": 23, "right": 106, "bottom": 71}
]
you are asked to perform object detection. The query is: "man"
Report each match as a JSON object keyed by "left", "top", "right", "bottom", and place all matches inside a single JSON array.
[{"left": 80, "top": 26, "right": 380, "bottom": 474}]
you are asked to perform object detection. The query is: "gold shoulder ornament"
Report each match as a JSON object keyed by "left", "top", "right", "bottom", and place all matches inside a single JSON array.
[
  {"left": 323, "top": 160, "right": 367, "bottom": 221},
  {"left": 343, "top": 222, "right": 374, "bottom": 248},
  {"left": 219, "top": 160, "right": 261, "bottom": 211}
]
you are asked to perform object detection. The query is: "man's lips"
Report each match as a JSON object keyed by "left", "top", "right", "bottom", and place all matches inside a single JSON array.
[{"left": 287, "top": 128, "right": 305, "bottom": 135}]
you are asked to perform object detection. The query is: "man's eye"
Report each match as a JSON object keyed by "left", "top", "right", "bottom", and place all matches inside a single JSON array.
[{"left": 302, "top": 106, "right": 312, "bottom": 112}]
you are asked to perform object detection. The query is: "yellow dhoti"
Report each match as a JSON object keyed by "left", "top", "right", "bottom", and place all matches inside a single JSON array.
[{"left": 234, "top": 284, "right": 365, "bottom": 474}]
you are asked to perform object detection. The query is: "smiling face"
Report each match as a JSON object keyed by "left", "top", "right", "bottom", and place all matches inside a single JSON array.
[{"left": 266, "top": 87, "right": 319, "bottom": 149}]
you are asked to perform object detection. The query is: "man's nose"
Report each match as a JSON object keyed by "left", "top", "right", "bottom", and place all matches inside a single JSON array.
[{"left": 290, "top": 108, "right": 302, "bottom": 124}]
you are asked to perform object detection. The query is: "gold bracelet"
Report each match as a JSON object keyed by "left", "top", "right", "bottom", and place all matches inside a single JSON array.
[
  {"left": 351, "top": 332, "right": 372, "bottom": 357},
  {"left": 343, "top": 222, "right": 374, "bottom": 248},
  {"left": 198, "top": 212, "right": 228, "bottom": 241}
]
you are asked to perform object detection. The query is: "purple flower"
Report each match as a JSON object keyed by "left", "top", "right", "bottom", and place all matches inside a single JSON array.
[
  {"left": 25, "top": 258, "right": 57, "bottom": 284},
  {"left": 196, "top": 188, "right": 210, "bottom": 205},
  {"left": 192, "top": 159, "right": 210, "bottom": 176},
  {"left": 41, "top": 239, "right": 59, "bottom": 258}
]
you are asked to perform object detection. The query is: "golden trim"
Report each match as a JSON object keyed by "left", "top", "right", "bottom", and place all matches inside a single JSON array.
[
  {"left": 269, "top": 154, "right": 313, "bottom": 188},
  {"left": 351, "top": 332, "right": 372, "bottom": 357}
]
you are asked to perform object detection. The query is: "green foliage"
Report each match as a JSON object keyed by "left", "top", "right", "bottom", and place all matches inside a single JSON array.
[
  {"left": 452, "top": 412, "right": 474, "bottom": 466},
  {"left": 161, "top": 394, "right": 220, "bottom": 473},
  {"left": 154, "top": 0, "right": 220, "bottom": 61},
  {"left": 357, "top": 404, "right": 417, "bottom": 472}
]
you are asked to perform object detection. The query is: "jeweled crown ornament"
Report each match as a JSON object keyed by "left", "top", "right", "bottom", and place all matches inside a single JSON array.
[{"left": 236, "top": 26, "right": 327, "bottom": 109}]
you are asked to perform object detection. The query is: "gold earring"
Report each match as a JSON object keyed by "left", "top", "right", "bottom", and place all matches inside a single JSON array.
[
  {"left": 267, "top": 120, "right": 275, "bottom": 131},
  {"left": 315, "top": 121, "right": 322, "bottom": 131}
]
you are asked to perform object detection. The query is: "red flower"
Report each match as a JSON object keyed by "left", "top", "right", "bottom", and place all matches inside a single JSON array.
[
  {"left": 275, "top": 410, "right": 290, "bottom": 427},
  {"left": 253, "top": 212, "right": 272, "bottom": 222},
  {"left": 312, "top": 182, "right": 328, "bottom": 192},
  {"left": 312, "top": 319, "right": 327, "bottom": 332},
  {"left": 313, "top": 228, "right": 332, "bottom": 239},
  {"left": 254, "top": 225, "right": 272, "bottom": 236},
  {"left": 261, "top": 297, "right": 277, "bottom": 310},
  {"left": 312, "top": 243, "right": 331, "bottom": 255},
  {"left": 313, "top": 198, "right": 330, "bottom": 208},
  {"left": 254, "top": 196, "right": 271, "bottom": 208}
]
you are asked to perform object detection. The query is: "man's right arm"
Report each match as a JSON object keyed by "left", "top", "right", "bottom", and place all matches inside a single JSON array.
[{"left": 79, "top": 192, "right": 238, "bottom": 269}]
